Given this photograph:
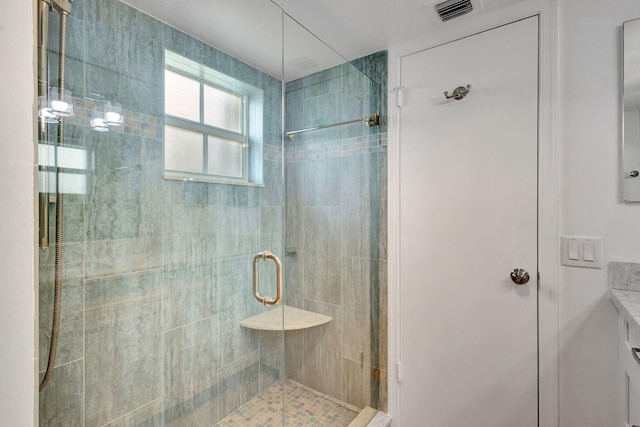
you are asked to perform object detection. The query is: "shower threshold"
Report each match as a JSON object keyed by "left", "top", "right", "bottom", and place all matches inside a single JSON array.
[{"left": 215, "top": 378, "right": 359, "bottom": 426}]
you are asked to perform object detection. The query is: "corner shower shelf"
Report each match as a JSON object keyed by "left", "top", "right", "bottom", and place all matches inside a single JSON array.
[{"left": 240, "top": 305, "right": 332, "bottom": 331}]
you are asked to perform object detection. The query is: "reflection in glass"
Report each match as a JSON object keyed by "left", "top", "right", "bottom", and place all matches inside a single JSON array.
[{"left": 624, "top": 18, "right": 640, "bottom": 201}]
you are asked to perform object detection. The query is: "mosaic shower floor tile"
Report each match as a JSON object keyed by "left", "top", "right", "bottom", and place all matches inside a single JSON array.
[{"left": 215, "top": 379, "right": 359, "bottom": 427}]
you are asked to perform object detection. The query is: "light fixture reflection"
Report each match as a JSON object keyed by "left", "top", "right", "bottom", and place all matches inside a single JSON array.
[
  {"left": 105, "top": 101, "right": 123, "bottom": 126},
  {"left": 49, "top": 87, "right": 74, "bottom": 117},
  {"left": 90, "top": 100, "right": 124, "bottom": 132},
  {"left": 38, "top": 87, "right": 74, "bottom": 124},
  {"left": 90, "top": 117, "right": 109, "bottom": 132}
]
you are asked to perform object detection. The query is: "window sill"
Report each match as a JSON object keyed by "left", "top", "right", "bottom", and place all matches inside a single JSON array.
[{"left": 163, "top": 172, "right": 264, "bottom": 187}]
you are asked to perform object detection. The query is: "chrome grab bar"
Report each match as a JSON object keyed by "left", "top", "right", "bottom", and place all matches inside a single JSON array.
[{"left": 252, "top": 251, "right": 282, "bottom": 306}]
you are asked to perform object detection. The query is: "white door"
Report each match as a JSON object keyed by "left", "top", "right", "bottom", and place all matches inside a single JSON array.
[{"left": 398, "top": 17, "right": 538, "bottom": 426}]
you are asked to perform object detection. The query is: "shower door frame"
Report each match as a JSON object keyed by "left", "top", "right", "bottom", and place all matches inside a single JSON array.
[{"left": 387, "top": 1, "right": 560, "bottom": 426}]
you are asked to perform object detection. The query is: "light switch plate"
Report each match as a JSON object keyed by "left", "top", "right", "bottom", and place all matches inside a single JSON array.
[{"left": 561, "top": 236, "right": 603, "bottom": 269}]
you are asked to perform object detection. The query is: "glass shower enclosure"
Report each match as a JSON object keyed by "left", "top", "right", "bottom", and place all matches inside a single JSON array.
[{"left": 37, "top": 0, "right": 387, "bottom": 425}]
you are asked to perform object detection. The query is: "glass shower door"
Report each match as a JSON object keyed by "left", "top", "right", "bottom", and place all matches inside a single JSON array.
[
  {"left": 280, "top": 12, "right": 388, "bottom": 424},
  {"left": 37, "top": 1, "right": 288, "bottom": 425}
]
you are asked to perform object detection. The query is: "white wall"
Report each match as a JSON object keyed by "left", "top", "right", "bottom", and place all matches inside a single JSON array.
[
  {"left": 0, "top": 1, "right": 37, "bottom": 426},
  {"left": 558, "top": 0, "right": 640, "bottom": 426}
]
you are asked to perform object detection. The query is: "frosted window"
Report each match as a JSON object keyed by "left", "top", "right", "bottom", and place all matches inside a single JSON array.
[
  {"left": 207, "top": 135, "right": 243, "bottom": 178},
  {"left": 204, "top": 85, "right": 243, "bottom": 133},
  {"left": 165, "top": 125, "right": 203, "bottom": 173},
  {"left": 165, "top": 69, "right": 200, "bottom": 122}
]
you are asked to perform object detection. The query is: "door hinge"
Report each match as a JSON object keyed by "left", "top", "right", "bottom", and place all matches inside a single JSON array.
[
  {"left": 393, "top": 87, "right": 404, "bottom": 107},
  {"left": 397, "top": 362, "right": 402, "bottom": 383}
]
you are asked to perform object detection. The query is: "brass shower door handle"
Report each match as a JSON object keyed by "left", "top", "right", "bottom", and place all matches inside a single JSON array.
[{"left": 253, "top": 251, "right": 282, "bottom": 306}]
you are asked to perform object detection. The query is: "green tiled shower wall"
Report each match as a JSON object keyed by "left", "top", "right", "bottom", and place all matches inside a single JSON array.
[
  {"left": 282, "top": 52, "right": 388, "bottom": 411},
  {"left": 38, "top": 0, "right": 387, "bottom": 425}
]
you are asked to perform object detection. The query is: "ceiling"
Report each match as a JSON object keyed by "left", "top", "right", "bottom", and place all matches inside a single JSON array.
[{"left": 122, "top": 0, "right": 525, "bottom": 81}]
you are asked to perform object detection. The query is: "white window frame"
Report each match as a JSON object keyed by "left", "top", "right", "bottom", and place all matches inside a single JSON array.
[{"left": 163, "top": 50, "right": 263, "bottom": 185}]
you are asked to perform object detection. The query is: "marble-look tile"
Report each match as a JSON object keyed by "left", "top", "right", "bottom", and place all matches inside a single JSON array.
[
  {"left": 259, "top": 330, "right": 285, "bottom": 392},
  {"left": 285, "top": 336, "right": 304, "bottom": 384},
  {"left": 304, "top": 92, "right": 342, "bottom": 129},
  {"left": 85, "top": 135, "right": 162, "bottom": 278},
  {"left": 218, "top": 51, "right": 261, "bottom": 88},
  {"left": 47, "top": 13, "right": 86, "bottom": 100},
  {"left": 261, "top": 160, "right": 284, "bottom": 208},
  {"left": 610, "top": 261, "right": 640, "bottom": 291},
  {"left": 304, "top": 157, "right": 342, "bottom": 207},
  {"left": 48, "top": 13, "right": 85, "bottom": 61},
  {"left": 163, "top": 180, "right": 219, "bottom": 206},
  {"left": 342, "top": 68, "right": 371, "bottom": 124},
  {"left": 284, "top": 251, "right": 304, "bottom": 309},
  {"left": 163, "top": 264, "right": 217, "bottom": 331},
  {"left": 60, "top": 202, "right": 85, "bottom": 244},
  {"left": 349, "top": 51, "right": 388, "bottom": 124},
  {"left": 218, "top": 256, "right": 261, "bottom": 366},
  {"left": 342, "top": 258, "right": 379, "bottom": 366},
  {"left": 218, "top": 185, "right": 260, "bottom": 257},
  {"left": 297, "top": 64, "right": 347, "bottom": 90},
  {"left": 285, "top": 162, "right": 304, "bottom": 251},
  {"left": 85, "top": 234, "right": 163, "bottom": 280},
  {"left": 378, "top": 369, "right": 388, "bottom": 412},
  {"left": 163, "top": 204, "right": 218, "bottom": 270},
  {"left": 86, "top": 133, "right": 158, "bottom": 240},
  {"left": 39, "top": 243, "right": 84, "bottom": 372},
  {"left": 84, "top": 271, "right": 162, "bottom": 427},
  {"left": 341, "top": 358, "right": 377, "bottom": 409},
  {"left": 102, "top": 400, "right": 163, "bottom": 427},
  {"left": 164, "top": 317, "right": 221, "bottom": 427},
  {"left": 342, "top": 153, "right": 379, "bottom": 259},
  {"left": 284, "top": 87, "right": 303, "bottom": 133},
  {"left": 260, "top": 206, "right": 283, "bottom": 254},
  {"left": 218, "top": 351, "right": 260, "bottom": 418},
  {"left": 378, "top": 260, "right": 388, "bottom": 371},
  {"left": 85, "top": 62, "right": 164, "bottom": 118},
  {"left": 85, "top": 0, "right": 163, "bottom": 82},
  {"left": 303, "top": 207, "right": 341, "bottom": 305},
  {"left": 263, "top": 78, "right": 283, "bottom": 144},
  {"left": 39, "top": 360, "right": 83, "bottom": 427},
  {"left": 378, "top": 150, "right": 388, "bottom": 261},
  {"left": 162, "top": 25, "right": 219, "bottom": 71},
  {"left": 302, "top": 299, "right": 342, "bottom": 400},
  {"left": 303, "top": 77, "right": 343, "bottom": 111},
  {"left": 47, "top": 53, "right": 86, "bottom": 109}
]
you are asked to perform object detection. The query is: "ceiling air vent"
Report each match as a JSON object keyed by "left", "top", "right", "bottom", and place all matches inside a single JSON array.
[{"left": 434, "top": 0, "right": 473, "bottom": 22}]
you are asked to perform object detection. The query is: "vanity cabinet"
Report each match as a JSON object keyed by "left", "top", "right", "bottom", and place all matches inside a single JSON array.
[{"left": 619, "top": 315, "right": 640, "bottom": 427}]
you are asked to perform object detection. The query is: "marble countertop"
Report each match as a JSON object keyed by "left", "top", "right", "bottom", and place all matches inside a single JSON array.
[
  {"left": 611, "top": 289, "right": 640, "bottom": 328},
  {"left": 609, "top": 262, "right": 640, "bottom": 327}
]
